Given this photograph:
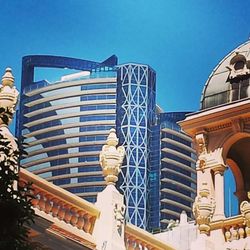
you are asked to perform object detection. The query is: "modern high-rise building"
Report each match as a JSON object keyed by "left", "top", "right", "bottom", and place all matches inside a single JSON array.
[
  {"left": 17, "top": 55, "right": 118, "bottom": 204},
  {"left": 16, "top": 55, "right": 157, "bottom": 230},
  {"left": 158, "top": 112, "right": 197, "bottom": 230},
  {"left": 116, "top": 63, "right": 157, "bottom": 229}
]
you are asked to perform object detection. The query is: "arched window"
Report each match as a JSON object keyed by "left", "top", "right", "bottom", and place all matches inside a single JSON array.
[
  {"left": 224, "top": 167, "right": 238, "bottom": 217},
  {"left": 224, "top": 137, "right": 250, "bottom": 217},
  {"left": 234, "top": 60, "right": 245, "bottom": 71}
]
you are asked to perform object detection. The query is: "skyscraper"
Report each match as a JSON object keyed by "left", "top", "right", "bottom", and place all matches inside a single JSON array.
[
  {"left": 17, "top": 55, "right": 118, "bottom": 204},
  {"left": 17, "top": 55, "right": 157, "bottom": 230},
  {"left": 158, "top": 112, "right": 196, "bottom": 229},
  {"left": 116, "top": 63, "right": 157, "bottom": 229}
]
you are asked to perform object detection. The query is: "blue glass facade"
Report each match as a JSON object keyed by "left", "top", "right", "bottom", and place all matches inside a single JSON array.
[
  {"left": 116, "top": 64, "right": 157, "bottom": 229},
  {"left": 159, "top": 112, "right": 197, "bottom": 229},
  {"left": 17, "top": 56, "right": 158, "bottom": 230},
  {"left": 147, "top": 123, "right": 161, "bottom": 231},
  {"left": 17, "top": 55, "right": 118, "bottom": 203}
]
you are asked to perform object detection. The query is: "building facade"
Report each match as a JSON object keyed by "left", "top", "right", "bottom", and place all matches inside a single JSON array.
[
  {"left": 180, "top": 40, "right": 250, "bottom": 250},
  {"left": 116, "top": 63, "right": 157, "bottom": 229},
  {"left": 17, "top": 55, "right": 157, "bottom": 230},
  {"left": 17, "top": 55, "right": 118, "bottom": 203},
  {"left": 158, "top": 112, "right": 196, "bottom": 230}
]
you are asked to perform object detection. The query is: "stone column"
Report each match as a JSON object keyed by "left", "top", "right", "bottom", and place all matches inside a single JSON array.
[{"left": 212, "top": 165, "right": 226, "bottom": 220}]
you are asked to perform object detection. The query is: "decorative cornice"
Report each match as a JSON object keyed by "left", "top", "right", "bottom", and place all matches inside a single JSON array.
[
  {"left": 206, "top": 122, "right": 232, "bottom": 132},
  {"left": 180, "top": 99, "right": 250, "bottom": 137}
]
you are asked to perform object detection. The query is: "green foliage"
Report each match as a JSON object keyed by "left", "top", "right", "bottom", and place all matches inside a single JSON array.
[{"left": 0, "top": 132, "right": 35, "bottom": 250}]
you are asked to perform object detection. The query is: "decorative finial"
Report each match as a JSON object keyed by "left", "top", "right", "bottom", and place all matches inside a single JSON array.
[
  {"left": 99, "top": 129, "right": 125, "bottom": 185},
  {"left": 2, "top": 68, "right": 15, "bottom": 87},
  {"left": 192, "top": 182, "right": 215, "bottom": 235},
  {"left": 0, "top": 68, "right": 19, "bottom": 126},
  {"left": 107, "top": 128, "right": 118, "bottom": 146}
]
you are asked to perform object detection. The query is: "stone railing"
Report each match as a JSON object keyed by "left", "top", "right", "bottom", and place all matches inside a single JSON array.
[
  {"left": 125, "top": 223, "right": 175, "bottom": 250},
  {"left": 211, "top": 214, "right": 247, "bottom": 242},
  {"left": 19, "top": 167, "right": 100, "bottom": 235}
]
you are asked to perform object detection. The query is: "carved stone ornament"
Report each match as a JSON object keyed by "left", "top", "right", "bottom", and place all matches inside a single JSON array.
[
  {"left": 240, "top": 200, "right": 250, "bottom": 228},
  {"left": 231, "top": 118, "right": 243, "bottom": 133},
  {"left": 99, "top": 129, "right": 125, "bottom": 185},
  {"left": 195, "top": 132, "right": 208, "bottom": 155},
  {"left": 0, "top": 68, "right": 19, "bottom": 125},
  {"left": 193, "top": 182, "right": 215, "bottom": 235},
  {"left": 227, "top": 52, "right": 250, "bottom": 80},
  {"left": 114, "top": 203, "right": 125, "bottom": 236},
  {"left": 196, "top": 156, "right": 206, "bottom": 172}
]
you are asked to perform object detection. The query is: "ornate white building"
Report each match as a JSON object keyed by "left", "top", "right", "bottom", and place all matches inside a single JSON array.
[{"left": 180, "top": 40, "right": 250, "bottom": 250}]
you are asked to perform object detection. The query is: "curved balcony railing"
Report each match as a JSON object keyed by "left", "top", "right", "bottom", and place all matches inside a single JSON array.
[
  {"left": 211, "top": 214, "right": 249, "bottom": 243},
  {"left": 20, "top": 168, "right": 175, "bottom": 250},
  {"left": 19, "top": 167, "right": 100, "bottom": 235}
]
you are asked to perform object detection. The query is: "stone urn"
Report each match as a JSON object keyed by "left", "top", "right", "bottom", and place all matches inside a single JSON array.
[
  {"left": 193, "top": 182, "right": 215, "bottom": 235},
  {"left": 99, "top": 129, "right": 125, "bottom": 185}
]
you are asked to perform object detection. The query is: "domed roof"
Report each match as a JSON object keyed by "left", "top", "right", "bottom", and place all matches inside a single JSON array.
[{"left": 200, "top": 40, "right": 250, "bottom": 110}]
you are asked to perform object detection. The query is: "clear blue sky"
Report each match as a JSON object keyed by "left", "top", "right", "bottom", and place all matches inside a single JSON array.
[
  {"left": 1, "top": 0, "right": 245, "bottom": 213},
  {"left": 0, "top": 0, "right": 249, "bottom": 112}
]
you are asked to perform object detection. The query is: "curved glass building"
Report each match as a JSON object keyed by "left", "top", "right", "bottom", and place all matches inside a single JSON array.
[
  {"left": 159, "top": 112, "right": 196, "bottom": 229},
  {"left": 17, "top": 55, "right": 118, "bottom": 203},
  {"left": 17, "top": 55, "right": 157, "bottom": 230}
]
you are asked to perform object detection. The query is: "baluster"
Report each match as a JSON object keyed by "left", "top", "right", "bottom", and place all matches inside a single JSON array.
[
  {"left": 134, "top": 240, "right": 140, "bottom": 250},
  {"left": 31, "top": 196, "right": 39, "bottom": 207},
  {"left": 127, "top": 237, "right": 134, "bottom": 250},
  {"left": 225, "top": 228, "right": 231, "bottom": 242},
  {"left": 58, "top": 204, "right": 66, "bottom": 220},
  {"left": 45, "top": 195, "right": 52, "bottom": 214},
  {"left": 231, "top": 227, "right": 238, "bottom": 241},
  {"left": 89, "top": 216, "right": 96, "bottom": 234},
  {"left": 239, "top": 226, "right": 245, "bottom": 239},
  {"left": 141, "top": 242, "right": 146, "bottom": 250},
  {"left": 245, "top": 226, "right": 250, "bottom": 237},
  {"left": 64, "top": 207, "right": 72, "bottom": 224},
  {"left": 32, "top": 189, "right": 40, "bottom": 207},
  {"left": 51, "top": 199, "right": 59, "bottom": 217},
  {"left": 83, "top": 214, "right": 93, "bottom": 233},
  {"left": 38, "top": 193, "right": 46, "bottom": 212},
  {"left": 70, "top": 208, "right": 78, "bottom": 226},
  {"left": 77, "top": 211, "right": 85, "bottom": 230},
  {"left": 124, "top": 235, "right": 128, "bottom": 249}
]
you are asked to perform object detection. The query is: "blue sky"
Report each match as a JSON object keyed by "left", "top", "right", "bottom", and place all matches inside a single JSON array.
[
  {"left": 0, "top": 0, "right": 245, "bottom": 214},
  {"left": 1, "top": 0, "right": 249, "bottom": 113}
]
